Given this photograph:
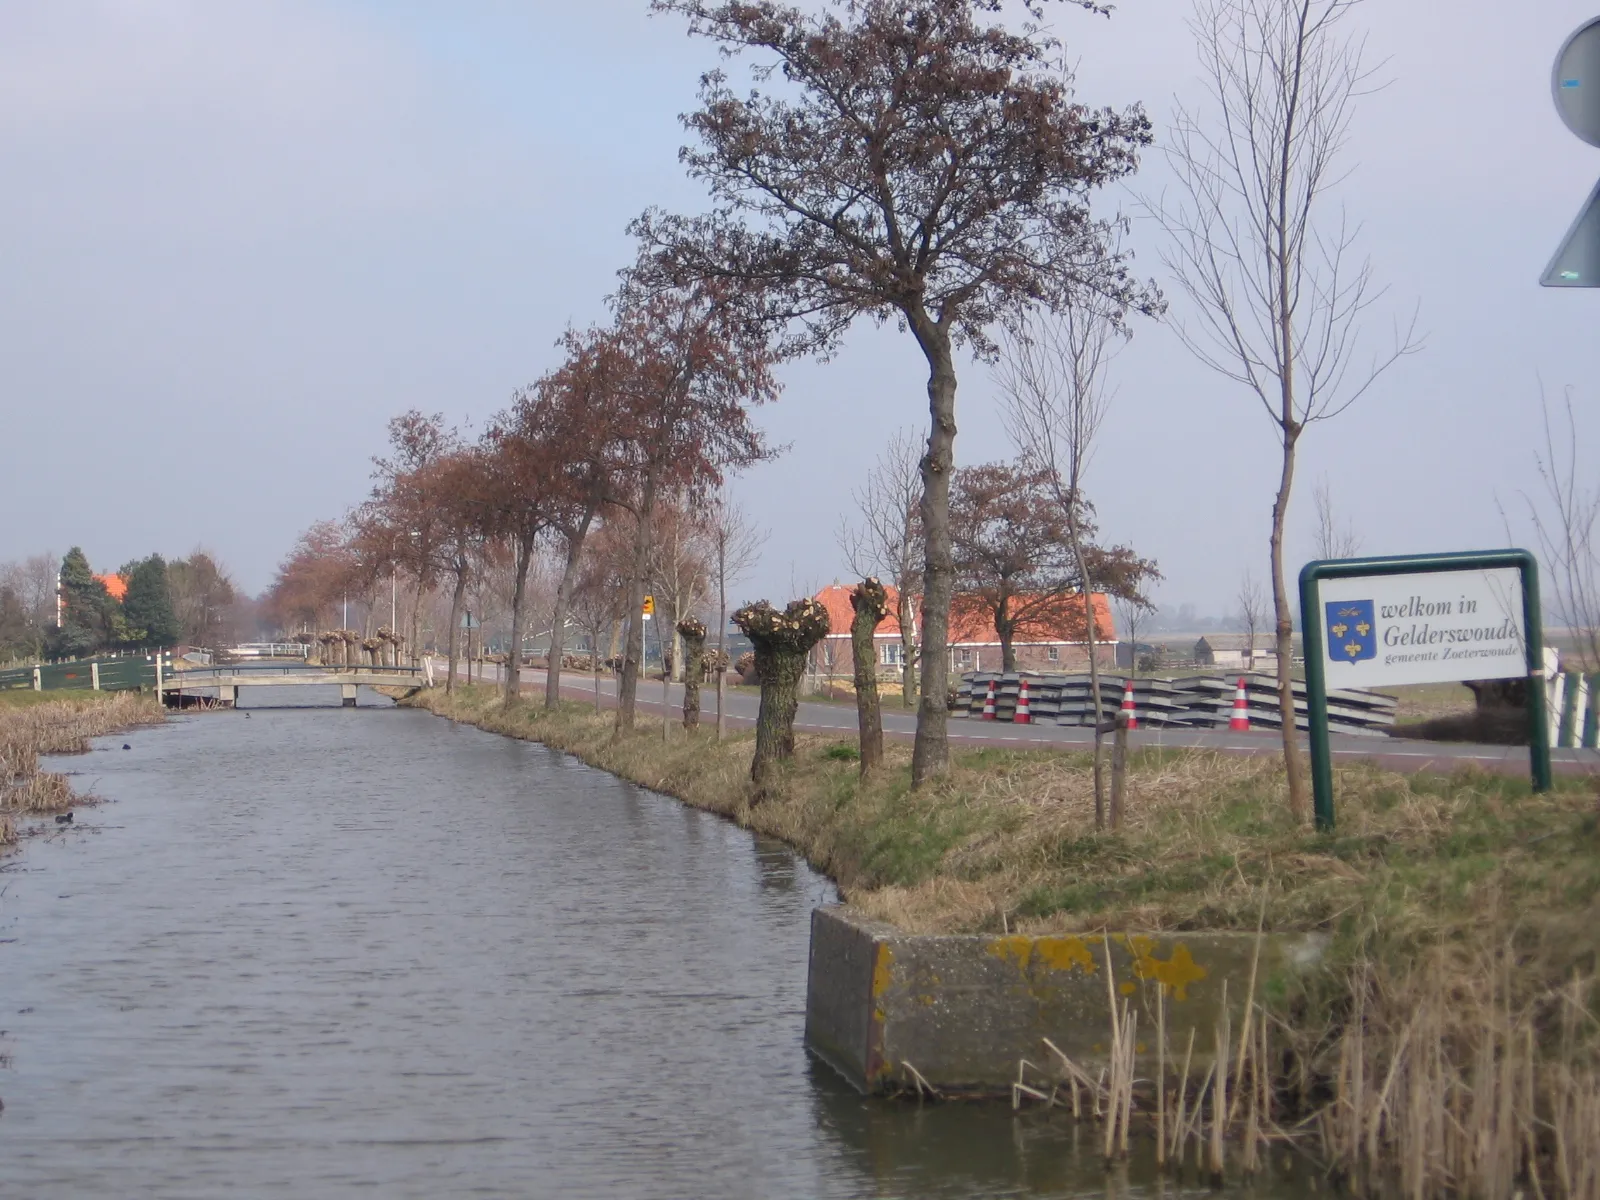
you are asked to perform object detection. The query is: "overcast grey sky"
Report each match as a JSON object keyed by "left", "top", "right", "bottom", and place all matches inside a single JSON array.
[{"left": 2, "top": 1, "right": 1596, "bottom": 617}]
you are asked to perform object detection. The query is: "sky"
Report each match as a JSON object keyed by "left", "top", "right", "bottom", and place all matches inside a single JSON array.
[{"left": 2, "top": 0, "right": 1596, "bottom": 619}]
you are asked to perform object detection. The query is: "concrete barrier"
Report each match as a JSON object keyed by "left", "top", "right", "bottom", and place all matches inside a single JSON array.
[{"left": 805, "top": 905, "right": 1327, "bottom": 1096}]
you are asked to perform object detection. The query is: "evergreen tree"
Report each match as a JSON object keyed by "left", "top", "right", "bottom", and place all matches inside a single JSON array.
[
  {"left": 122, "top": 555, "right": 182, "bottom": 648},
  {"left": 47, "top": 547, "right": 111, "bottom": 659}
]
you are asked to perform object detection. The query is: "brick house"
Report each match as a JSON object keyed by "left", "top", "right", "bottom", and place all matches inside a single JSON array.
[{"left": 809, "top": 584, "right": 1117, "bottom": 679}]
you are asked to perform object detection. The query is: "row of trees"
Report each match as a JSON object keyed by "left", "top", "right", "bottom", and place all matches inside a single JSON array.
[
  {"left": 277, "top": 0, "right": 1415, "bottom": 817},
  {"left": 0, "top": 548, "right": 241, "bottom": 663}
]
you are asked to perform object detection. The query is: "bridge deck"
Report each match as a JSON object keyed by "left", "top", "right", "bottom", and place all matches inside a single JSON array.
[{"left": 162, "top": 670, "right": 425, "bottom": 690}]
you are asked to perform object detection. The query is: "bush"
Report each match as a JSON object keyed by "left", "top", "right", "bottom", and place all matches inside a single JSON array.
[{"left": 736, "top": 651, "right": 758, "bottom": 683}]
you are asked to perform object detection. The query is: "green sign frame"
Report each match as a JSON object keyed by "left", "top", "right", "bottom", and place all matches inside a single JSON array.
[{"left": 1299, "top": 550, "right": 1551, "bottom": 832}]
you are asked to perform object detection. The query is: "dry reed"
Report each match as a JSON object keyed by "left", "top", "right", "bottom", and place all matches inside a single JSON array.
[{"left": 0, "top": 692, "right": 162, "bottom": 820}]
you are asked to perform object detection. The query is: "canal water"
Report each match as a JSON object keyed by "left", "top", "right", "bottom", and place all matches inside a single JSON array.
[{"left": 2, "top": 695, "right": 1305, "bottom": 1197}]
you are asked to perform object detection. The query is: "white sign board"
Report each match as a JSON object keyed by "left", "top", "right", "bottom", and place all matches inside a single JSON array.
[{"left": 1317, "top": 567, "right": 1528, "bottom": 688}]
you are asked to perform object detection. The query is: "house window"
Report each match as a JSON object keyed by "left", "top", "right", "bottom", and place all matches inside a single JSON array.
[
  {"left": 958, "top": 648, "right": 972, "bottom": 665},
  {"left": 882, "top": 644, "right": 903, "bottom": 666},
  {"left": 1047, "top": 647, "right": 1060, "bottom": 662}
]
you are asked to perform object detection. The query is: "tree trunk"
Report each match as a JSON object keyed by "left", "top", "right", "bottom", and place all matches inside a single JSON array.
[
  {"left": 997, "top": 599, "right": 1016, "bottom": 674},
  {"left": 505, "top": 536, "right": 534, "bottom": 704},
  {"left": 751, "top": 646, "right": 806, "bottom": 789},
  {"left": 617, "top": 475, "right": 657, "bottom": 733},
  {"left": 897, "top": 587, "right": 917, "bottom": 710},
  {"left": 716, "top": 532, "right": 728, "bottom": 742},
  {"left": 680, "top": 622, "right": 706, "bottom": 729},
  {"left": 445, "top": 563, "right": 467, "bottom": 695},
  {"left": 851, "top": 581, "right": 888, "bottom": 773},
  {"left": 545, "top": 510, "right": 596, "bottom": 710},
  {"left": 911, "top": 320, "right": 957, "bottom": 787},
  {"left": 1271, "top": 427, "right": 1310, "bottom": 821},
  {"left": 1069, "top": 527, "right": 1106, "bottom": 830}
]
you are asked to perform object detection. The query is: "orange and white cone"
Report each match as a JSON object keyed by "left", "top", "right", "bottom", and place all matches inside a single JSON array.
[
  {"left": 1120, "top": 678, "right": 1138, "bottom": 731},
  {"left": 1015, "top": 678, "right": 1032, "bottom": 724},
  {"left": 981, "top": 679, "right": 997, "bottom": 720},
  {"left": 1229, "top": 676, "right": 1251, "bottom": 732}
]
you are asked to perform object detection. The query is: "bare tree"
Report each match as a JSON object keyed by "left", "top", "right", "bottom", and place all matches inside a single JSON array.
[
  {"left": 708, "top": 488, "right": 763, "bottom": 740},
  {"left": 1518, "top": 385, "right": 1599, "bottom": 674},
  {"left": 1150, "top": 0, "right": 1419, "bottom": 820},
  {"left": 1237, "top": 570, "right": 1267, "bottom": 668},
  {"left": 1312, "top": 476, "right": 1362, "bottom": 561},
  {"left": 839, "top": 431, "right": 923, "bottom": 709},
  {"left": 997, "top": 299, "right": 1131, "bottom": 830},
  {"left": 1116, "top": 592, "right": 1155, "bottom": 678}
]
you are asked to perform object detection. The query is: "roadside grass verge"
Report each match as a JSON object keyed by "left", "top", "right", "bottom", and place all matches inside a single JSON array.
[
  {"left": 411, "top": 686, "right": 1598, "bottom": 965},
  {"left": 417, "top": 685, "right": 1600, "bottom": 1191}
]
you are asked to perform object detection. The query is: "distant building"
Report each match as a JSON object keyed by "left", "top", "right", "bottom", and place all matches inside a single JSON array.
[
  {"left": 1193, "top": 633, "right": 1302, "bottom": 670},
  {"left": 809, "top": 585, "right": 1118, "bottom": 679}
]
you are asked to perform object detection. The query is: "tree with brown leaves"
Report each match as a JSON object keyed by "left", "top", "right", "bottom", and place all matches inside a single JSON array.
[
  {"left": 950, "top": 461, "right": 1156, "bottom": 674},
  {"left": 608, "top": 272, "right": 777, "bottom": 734},
  {"left": 639, "top": 0, "right": 1157, "bottom": 785}
]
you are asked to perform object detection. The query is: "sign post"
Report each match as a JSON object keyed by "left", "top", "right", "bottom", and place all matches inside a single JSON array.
[{"left": 1300, "top": 550, "right": 1550, "bottom": 832}]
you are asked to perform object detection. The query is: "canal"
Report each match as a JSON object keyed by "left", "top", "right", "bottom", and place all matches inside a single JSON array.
[{"left": 2, "top": 697, "right": 1302, "bottom": 1196}]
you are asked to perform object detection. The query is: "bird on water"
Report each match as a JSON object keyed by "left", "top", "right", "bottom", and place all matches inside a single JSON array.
[{"left": 55, "top": 812, "right": 72, "bottom": 825}]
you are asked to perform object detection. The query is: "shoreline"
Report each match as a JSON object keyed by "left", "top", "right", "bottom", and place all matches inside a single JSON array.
[
  {"left": 407, "top": 683, "right": 1600, "bottom": 1192},
  {"left": 0, "top": 691, "right": 166, "bottom": 855}
]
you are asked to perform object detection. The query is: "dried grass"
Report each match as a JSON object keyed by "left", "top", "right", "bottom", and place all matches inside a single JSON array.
[{"left": 0, "top": 692, "right": 162, "bottom": 820}]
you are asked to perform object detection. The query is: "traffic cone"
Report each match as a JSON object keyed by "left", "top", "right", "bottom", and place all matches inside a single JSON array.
[
  {"left": 981, "top": 679, "right": 997, "bottom": 720},
  {"left": 1120, "top": 678, "right": 1138, "bottom": 731},
  {"left": 1014, "top": 678, "right": 1032, "bottom": 724},
  {"left": 1229, "top": 676, "right": 1252, "bottom": 732}
]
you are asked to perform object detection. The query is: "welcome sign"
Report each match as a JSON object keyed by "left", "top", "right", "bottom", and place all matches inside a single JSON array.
[
  {"left": 1299, "top": 551, "right": 1549, "bottom": 831},
  {"left": 1316, "top": 567, "right": 1527, "bottom": 688}
]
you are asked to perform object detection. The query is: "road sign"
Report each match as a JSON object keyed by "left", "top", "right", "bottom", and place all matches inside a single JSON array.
[
  {"left": 1300, "top": 551, "right": 1550, "bottom": 831},
  {"left": 1545, "top": 17, "right": 1600, "bottom": 286},
  {"left": 461, "top": 612, "right": 480, "bottom": 629},
  {"left": 642, "top": 595, "right": 655, "bottom": 618}
]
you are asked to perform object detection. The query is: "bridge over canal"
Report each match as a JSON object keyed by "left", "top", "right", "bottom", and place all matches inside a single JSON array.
[{"left": 159, "top": 664, "right": 431, "bottom": 707}]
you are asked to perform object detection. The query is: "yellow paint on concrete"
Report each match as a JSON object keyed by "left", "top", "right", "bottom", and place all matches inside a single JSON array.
[
  {"left": 1125, "top": 936, "right": 1209, "bottom": 1002},
  {"left": 986, "top": 935, "right": 1034, "bottom": 972},
  {"left": 1035, "top": 936, "right": 1098, "bottom": 974},
  {"left": 872, "top": 943, "right": 895, "bottom": 1022},
  {"left": 988, "top": 934, "right": 1099, "bottom": 976}
]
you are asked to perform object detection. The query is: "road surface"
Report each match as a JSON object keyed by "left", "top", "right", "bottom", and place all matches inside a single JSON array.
[{"left": 443, "top": 661, "right": 1600, "bottom": 779}]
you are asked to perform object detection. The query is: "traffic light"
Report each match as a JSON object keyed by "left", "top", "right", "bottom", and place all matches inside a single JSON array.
[{"left": 642, "top": 595, "right": 655, "bottom": 617}]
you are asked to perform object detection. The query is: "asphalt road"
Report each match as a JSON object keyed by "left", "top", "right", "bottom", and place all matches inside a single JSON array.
[{"left": 449, "top": 661, "right": 1600, "bottom": 779}]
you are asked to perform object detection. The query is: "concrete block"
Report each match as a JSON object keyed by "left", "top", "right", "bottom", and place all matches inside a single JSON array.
[{"left": 805, "top": 905, "right": 1326, "bottom": 1096}]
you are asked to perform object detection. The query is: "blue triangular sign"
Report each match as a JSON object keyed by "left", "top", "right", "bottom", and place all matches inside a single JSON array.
[{"left": 1543, "top": 178, "right": 1600, "bottom": 287}]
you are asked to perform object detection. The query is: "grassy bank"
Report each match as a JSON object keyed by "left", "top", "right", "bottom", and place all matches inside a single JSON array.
[
  {"left": 415, "top": 684, "right": 1600, "bottom": 1193},
  {"left": 0, "top": 691, "right": 165, "bottom": 848}
]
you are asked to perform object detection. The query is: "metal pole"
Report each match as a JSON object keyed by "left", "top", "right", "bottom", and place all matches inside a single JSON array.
[
  {"left": 1522, "top": 557, "right": 1553, "bottom": 793},
  {"left": 1298, "top": 566, "right": 1337, "bottom": 832}
]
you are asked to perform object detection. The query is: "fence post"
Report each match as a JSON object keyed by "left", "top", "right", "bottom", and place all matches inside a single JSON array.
[
  {"left": 91, "top": 661, "right": 100, "bottom": 690},
  {"left": 154, "top": 652, "right": 164, "bottom": 704},
  {"left": 1548, "top": 671, "right": 1568, "bottom": 749},
  {"left": 33, "top": 665, "right": 42, "bottom": 691}
]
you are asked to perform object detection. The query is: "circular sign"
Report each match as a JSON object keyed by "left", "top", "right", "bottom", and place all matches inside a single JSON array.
[{"left": 1554, "top": 16, "right": 1600, "bottom": 147}]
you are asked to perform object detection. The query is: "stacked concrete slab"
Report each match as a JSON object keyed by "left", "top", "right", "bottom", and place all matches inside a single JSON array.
[{"left": 956, "top": 671, "right": 1397, "bottom": 736}]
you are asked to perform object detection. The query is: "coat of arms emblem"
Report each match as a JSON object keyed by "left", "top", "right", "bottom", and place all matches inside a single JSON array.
[{"left": 1326, "top": 600, "right": 1376, "bottom": 664}]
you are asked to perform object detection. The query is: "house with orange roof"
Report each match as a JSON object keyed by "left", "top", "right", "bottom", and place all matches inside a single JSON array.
[
  {"left": 809, "top": 583, "right": 1118, "bottom": 680},
  {"left": 95, "top": 573, "right": 128, "bottom": 601}
]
